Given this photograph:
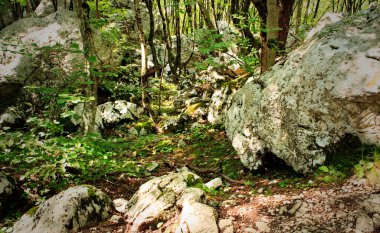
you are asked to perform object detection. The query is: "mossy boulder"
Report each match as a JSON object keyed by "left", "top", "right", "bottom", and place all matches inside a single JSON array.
[{"left": 12, "top": 185, "right": 113, "bottom": 233}]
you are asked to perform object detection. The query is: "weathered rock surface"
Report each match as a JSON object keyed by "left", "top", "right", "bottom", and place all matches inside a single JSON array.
[
  {"left": 0, "top": 172, "right": 16, "bottom": 217},
  {"left": 176, "top": 201, "right": 218, "bottom": 233},
  {"left": 225, "top": 7, "right": 380, "bottom": 173},
  {"left": 0, "top": 9, "right": 82, "bottom": 111},
  {"left": 98, "top": 100, "right": 139, "bottom": 125},
  {"left": 0, "top": 107, "right": 23, "bottom": 126},
  {"left": 12, "top": 185, "right": 112, "bottom": 233},
  {"left": 124, "top": 168, "right": 220, "bottom": 232},
  {"left": 356, "top": 194, "right": 380, "bottom": 232},
  {"left": 34, "top": 0, "right": 66, "bottom": 17}
]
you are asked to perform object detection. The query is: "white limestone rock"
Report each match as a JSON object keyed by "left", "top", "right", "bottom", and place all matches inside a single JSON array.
[
  {"left": 12, "top": 185, "right": 112, "bottom": 233},
  {"left": 0, "top": 9, "right": 83, "bottom": 111},
  {"left": 225, "top": 7, "right": 380, "bottom": 173},
  {"left": 356, "top": 213, "right": 374, "bottom": 233},
  {"left": 124, "top": 168, "right": 221, "bottom": 233},
  {"left": 205, "top": 177, "right": 223, "bottom": 190},
  {"left": 176, "top": 201, "right": 219, "bottom": 233},
  {"left": 98, "top": 100, "right": 139, "bottom": 125},
  {"left": 362, "top": 194, "right": 380, "bottom": 215},
  {"left": 113, "top": 198, "right": 129, "bottom": 214}
]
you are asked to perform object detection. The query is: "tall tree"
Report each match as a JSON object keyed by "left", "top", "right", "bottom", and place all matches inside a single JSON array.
[
  {"left": 252, "top": 0, "right": 295, "bottom": 72},
  {"left": 262, "top": 0, "right": 279, "bottom": 72},
  {"left": 295, "top": 0, "right": 303, "bottom": 34},
  {"left": 134, "top": 0, "right": 155, "bottom": 120},
  {"left": 75, "top": 0, "right": 99, "bottom": 135}
]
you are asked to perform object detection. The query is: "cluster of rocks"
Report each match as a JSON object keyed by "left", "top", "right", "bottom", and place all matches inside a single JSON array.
[
  {"left": 118, "top": 168, "right": 227, "bottom": 233},
  {"left": 3, "top": 169, "right": 232, "bottom": 233},
  {"left": 12, "top": 185, "right": 113, "bottom": 233},
  {"left": 163, "top": 65, "right": 246, "bottom": 133},
  {"left": 225, "top": 6, "right": 380, "bottom": 173}
]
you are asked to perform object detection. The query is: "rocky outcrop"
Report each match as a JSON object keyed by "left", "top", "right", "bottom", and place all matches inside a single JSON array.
[
  {"left": 98, "top": 100, "right": 139, "bottom": 125},
  {"left": 225, "top": 7, "right": 380, "bottom": 173},
  {"left": 0, "top": 9, "right": 82, "bottom": 112},
  {"left": 124, "top": 168, "right": 222, "bottom": 233},
  {"left": 12, "top": 185, "right": 112, "bottom": 233},
  {"left": 0, "top": 172, "right": 16, "bottom": 217},
  {"left": 356, "top": 194, "right": 380, "bottom": 232}
]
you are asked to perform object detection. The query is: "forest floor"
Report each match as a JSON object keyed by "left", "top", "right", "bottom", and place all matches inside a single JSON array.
[
  {"left": 77, "top": 126, "right": 380, "bottom": 233},
  {"left": 2, "top": 125, "right": 379, "bottom": 233}
]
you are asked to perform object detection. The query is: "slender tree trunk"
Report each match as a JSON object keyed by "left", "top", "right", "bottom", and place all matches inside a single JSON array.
[
  {"left": 0, "top": 13, "right": 5, "bottom": 30},
  {"left": 262, "top": 0, "right": 279, "bottom": 72},
  {"left": 174, "top": 0, "right": 181, "bottom": 83},
  {"left": 304, "top": 0, "right": 310, "bottom": 23},
  {"left": 278, "top": 0, "right": 295, "bottom": 51},
  {"left": 96, "top": 0, "right": 99, "bottom": 18},
  {"left": 313, "top": 0, "right": 321, "bottom": 18},
  {"left": 295, "top": 0, "right": 303, "bottom": 33},
  {"left": 198, "top": 0, "right": 217, "bottom": 31},
  {"left": 76, "top": 0, "right": 99, "bottom": 135},
  {"left": 134, "top": 0, "right": 155, "bottom": 120}
]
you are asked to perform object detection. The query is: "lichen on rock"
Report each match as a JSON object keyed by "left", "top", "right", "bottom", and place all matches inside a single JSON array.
[
  {"left": 225, "top": 6, "right": 380, "bottom": 173},
  {"left": 12, "top": 185, "right": 113, "bottom": 233}
]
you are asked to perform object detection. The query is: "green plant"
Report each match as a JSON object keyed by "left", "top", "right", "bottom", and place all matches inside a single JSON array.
[
  {"left": 315, "top": 165, "right": 346, "bottom": 183},
  {"left": 0, "top": 128, "right": 147, "bottom": 201}
]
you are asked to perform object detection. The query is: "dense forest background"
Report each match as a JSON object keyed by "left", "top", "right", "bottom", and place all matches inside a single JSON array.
[{"left": 0, "top": 0, "right": 379, "bottom": 232}]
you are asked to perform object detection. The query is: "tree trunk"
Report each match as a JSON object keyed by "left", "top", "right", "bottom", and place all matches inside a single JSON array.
[
  {"left": 313, "top": 0, "right": 321, "bottom": 18},
  {"left": 76, "top": 0, "right": 99, "bottom": 135},
  {"left": 96, "top": 0, "right": 99, "bottom": 18},
  {"left": 198, "top": 0, "right": 218, "bottom": 31},
  {"left": 278, "top": 0, "right": 295, "bottom": 51},
  {"left": 134, "top": 0, "right": 155, "bottom": 120},
  {"left": 262, "top": 0, "right": 279, "bottom": 72},
  {"left": 303, "top": 0, "right": 310, "bottom": 23},
  {"left": 295, "top": 0, "right": 303, "bottom": 34}
]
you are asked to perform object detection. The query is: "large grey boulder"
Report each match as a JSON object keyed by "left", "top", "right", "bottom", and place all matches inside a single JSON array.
[
  {"left": 0, "top": 9, "right": 82, "bottom": 111},
  {"left": 0, "top": 172, "right": 16, "bottom": 217},
  {"left": 225, "top": 7, "right": 380, "bottom": 173},
  {"left": 12, "top": 185, "right": 112, "bottom": 233},
  {"left": 124, "top": 168, "right": 220, "bottom": 233}
]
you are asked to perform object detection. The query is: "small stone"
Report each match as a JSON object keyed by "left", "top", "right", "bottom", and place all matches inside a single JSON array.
[
  {"left": 109, "top": 215, "right": 122, "bottom": 223},
  {"left": 279, "top": 206, "right": 288, "bottom": 215},
  {"left": 258, "top": 188, "right": 264, "bottom": 194},
  {"left": 356, "top": 213, "right": 374, "bottom": 233},
  {"left": 335, "top": 211, "right": 347, "bottom": 219},
  {"left": 255, "top": 221, "right": 270, "bottom": 232},
  {"left": 221, "top": 200, "right": 237, "bottom": 207},
  {"left": 113, "top": 198, "right": 128, "bottom": 213},
  {"left": 373, "top": 213, "right": 380, "bottom": 229},
  {"left": 218, "top": 218, "right": 234, "bottom": 233},
  {"left": 244, "top": 227, "right": 257, "bottom": 233},
  {"left": 289, "top": 200, "right": 303, "bottom": 215},
  {"left": 205, "top": 178, "right": 223, "bottom": 190}
]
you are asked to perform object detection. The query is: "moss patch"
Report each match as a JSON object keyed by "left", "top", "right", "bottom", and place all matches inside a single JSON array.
[{"left": 26, "top": 206, "right": 38, "bottom": 216}]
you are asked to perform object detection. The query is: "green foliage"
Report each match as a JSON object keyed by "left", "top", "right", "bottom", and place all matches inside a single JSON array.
[
  {"left": 154, "top": 139, "right": 175, "bottom": 153},
  {"left": 354, "top": 146, "right": 380, "bottom": 179},
  {"left": 0, "top": 126, "right": 147, "bottom": 200}
]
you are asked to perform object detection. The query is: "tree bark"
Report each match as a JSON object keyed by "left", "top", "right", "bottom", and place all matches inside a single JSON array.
[
  {"left": 278, "top": 0, "right": 295, "bottom": 51},
  {"left": 295, "top": 0, "right": 303, "bottom": 34},
  {"left": 134, "top": 0, "right": 155, "bottom": 120},
  {"left": 262, "top": 0, "right": 279, "bottom": 72},
  {"left": 76, "top": 0, "right": 99, "bottom": 135}
]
